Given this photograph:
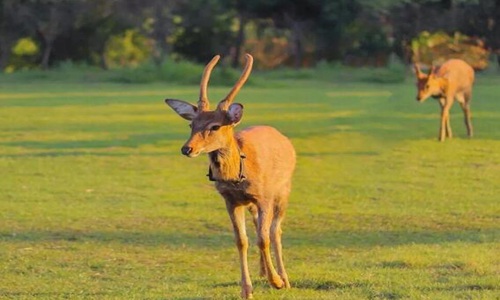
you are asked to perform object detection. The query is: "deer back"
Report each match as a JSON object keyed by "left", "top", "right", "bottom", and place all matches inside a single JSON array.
[{"left": 435, "top": 59, "right": 475, "bottom": 94}]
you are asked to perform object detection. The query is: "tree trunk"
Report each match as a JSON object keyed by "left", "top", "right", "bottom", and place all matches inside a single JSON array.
[
  {"left": 99, "top": 51, "right": 108, "bottom": 70},
  {"left": 153, "top": 34, "right": 168, "bottom": 67},
  {"left": 0, "top": 39, "right": 12, "bottom": 70},
  {"left": 232, "top": 14, "right": 246, "bottom": 68},
  {"left": 41, "top": 42, "right": 53, "bottom": 70},
  {"left": 441, "top": 0, "right": 452, "bottom": 10},
  {"left": 495, "top": 0, "right": 500, "bottom": 68},
  {"left": 290, "top": 20, "right": 304, "bottom": 69},
  {"left": 37, "top": 30, "right": 53, "bottom": 70}
]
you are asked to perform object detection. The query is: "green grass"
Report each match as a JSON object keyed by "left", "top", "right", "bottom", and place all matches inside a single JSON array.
[{"left": 0, "top": 72, "right": 499, "bottom": 299}]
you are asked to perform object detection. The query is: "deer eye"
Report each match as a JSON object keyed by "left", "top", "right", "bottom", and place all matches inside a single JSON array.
[{"left": 210, "top": 125, "right": 221, "bottom": 131}]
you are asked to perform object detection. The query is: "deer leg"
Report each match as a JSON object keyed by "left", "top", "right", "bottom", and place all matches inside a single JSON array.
[
  {"left": 439, "top": 99, "right": 452, "bottom": 142},
  {"left": 226, "top": 201, "right": 253, "bottom": 299},
  {"left": 271, "top": 202, "right": 290, "bottom": 288},
  {"left": 461, "top": 92, "right": 473, "bottom": 138},
  {"left": 446, "top": 112, "right": 452, "bottom": 139},
  {"left": 257, "top": 205, "right": 285, "bottom": 289},
  {"left": 248, "top": 204, "right": 266, "bottom": 277}
]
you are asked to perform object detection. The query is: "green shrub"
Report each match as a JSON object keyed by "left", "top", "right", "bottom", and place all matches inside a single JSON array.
[
  {"left": 360, "top": 55, "right": 407, "bottom": 83},
  {"left": 411, "top": 31, "right": 490, "bottom": 70}
]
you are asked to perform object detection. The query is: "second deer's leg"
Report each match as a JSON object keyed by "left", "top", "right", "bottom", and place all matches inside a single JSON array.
[
  {"left": 257, "top": 204, "right": 285, "bottom": 289},
  {"left": 248, "top": 204, "right": 266, "bottom": 277},
  {"left": 226, "top": 201, "right": 253, "bottom": 299},
  {"left": 271, "top": 199, "right": 290, "bottom": 288},
  {"left": 439, "top": 99, "right": 453, "bottom": 141},
  {"left": 446, "top": 113, "right": 452, "bottom": 138},
  {"left": 461, "top": 91, "right": 473, "bottom": 137}
]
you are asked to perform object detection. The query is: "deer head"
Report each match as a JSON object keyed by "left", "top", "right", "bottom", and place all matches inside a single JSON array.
[
  {"left": 165, "top": 54, "right": 253, "bottom": 157},
  {"left": 414, "top": 63, "right": 442, "bottom": 102}
]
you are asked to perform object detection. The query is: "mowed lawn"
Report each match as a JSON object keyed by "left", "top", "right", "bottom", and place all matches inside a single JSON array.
[{"left": 0, "top": 75, "right": 499, "bottom": 299}]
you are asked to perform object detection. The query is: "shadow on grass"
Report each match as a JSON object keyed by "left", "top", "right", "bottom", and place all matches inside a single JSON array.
[
  {"left": 288, "top": 229, "right": 497, "bottom": 248},
  {"left": 421, "top": 284, "right": 497, "bottom": 292},
  {"left": 0, "top": 132, "right": 177, "bottom": 150},
  {"left": 293, "top": 279, "right": 369, "bottom": 291},
  {"left": 299, "top": 151, "right": 379, "bottom": 157},
  {"left": 2, "top": 109, "right": 498, "bottom": 159},
  {"left": 0, "top": 150, "right": 172, "bottom": 158},
  {"left": 0, "top": 292, "right": 110, "bottom": 298},
  {"left": 0, "top": 228, "right": 497, "bottom": 249},
  {"left": 269, "top": 96, "right": 500, "bottom": 141}
]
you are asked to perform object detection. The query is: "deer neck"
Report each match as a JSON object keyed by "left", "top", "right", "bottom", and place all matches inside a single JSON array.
[
  {"left": 208, "top": 135, "right": 244, "bottom": 182},
  {"left": 438, "top": 77, "right": 449, "bottom": 94}
]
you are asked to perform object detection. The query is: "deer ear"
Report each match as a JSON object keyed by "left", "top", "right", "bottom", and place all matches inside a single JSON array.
[
  {"left": 227, "top": 103, "right": 244, "bottom": 125},
  {"left": 413, "top": 63, "right": 421, "bottom": 75},
  {"left": 428, "top": 65, "right": 437, "bottom": 77},
  {"left": 414, "top": 63, "right": 427, "bottom": 79},
  {"left": 165, "top": 99, "right": 198, "bottom": 121}
]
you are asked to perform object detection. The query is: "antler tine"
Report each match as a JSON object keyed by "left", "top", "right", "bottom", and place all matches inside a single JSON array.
[
  {"left": 198, "top": 55, "right": 221, "bottom": 111},
  {"left": 414, "top": 63, "right": 421, "bottom": 75},
  {"left": 429, "top": 65, "right": 436, "bottom": 75},
  {"left": 218, "top": 54, "right": 253, "bottom": 111}
]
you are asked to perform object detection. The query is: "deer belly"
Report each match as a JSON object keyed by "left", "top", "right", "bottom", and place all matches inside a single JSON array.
[{"left": 216, "top": 181, "right": 256, "bottom": 205}]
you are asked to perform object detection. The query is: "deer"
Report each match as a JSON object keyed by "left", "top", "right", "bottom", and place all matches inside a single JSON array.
[
  {"left": 414, "top": 59, "right": 475, "bottom": 141},
  {"left": 164, "top": 54, "right": 296, "bottom": 299}
]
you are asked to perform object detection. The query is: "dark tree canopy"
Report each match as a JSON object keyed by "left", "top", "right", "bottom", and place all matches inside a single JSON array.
[{"left": 1, "top": 0, "right": 499, "bottom": 70}]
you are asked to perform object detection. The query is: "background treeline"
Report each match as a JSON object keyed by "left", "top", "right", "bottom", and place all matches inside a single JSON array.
[{"left": 1, "top": 0, "right": 500, "bottom": 73}]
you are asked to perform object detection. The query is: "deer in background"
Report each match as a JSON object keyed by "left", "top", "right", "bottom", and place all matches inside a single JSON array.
[
  {"left": 164, "top": 54, "right": 296, "bottom": 299},
  {"left": 414, "top": 59, "right": 475, "bottom": 141}
]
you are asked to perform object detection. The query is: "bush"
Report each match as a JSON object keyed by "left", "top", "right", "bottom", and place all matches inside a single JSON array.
[
  {"left": 107, "top": 58, "right": 248, "bottom": 85},
  {"left": 360, "top": 54, "right": 407, "bottom": 83},
  {"left": 411, "top": 31, "right": 490, "bottom": 70}
]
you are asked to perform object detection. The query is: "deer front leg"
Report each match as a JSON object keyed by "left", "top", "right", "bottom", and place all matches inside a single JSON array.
[
  {"left": 271, "top": 212, "right": 290, "bottom": 288},
  {"left": 439, "top": 99, "right": 453, "bottom": 141},
  {"left": 445, "top": 113, "right": 452, "bottom": 139},
  {"left": 248, "top": 204, "right": 266, "bottom": 277},
  {"left": 461, "top": 92, "right": 473, "bottom": 138},
  {"left": 257, "top": 205, "right": 285, "bottom": 289},
  {"left": 226, "top": 201, "right": 253, "bottom": 299}
]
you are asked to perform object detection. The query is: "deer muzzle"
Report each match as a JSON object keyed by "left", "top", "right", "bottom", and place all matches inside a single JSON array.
[{"left": 181, "top": 146, "right": 193, "bottom": 156}]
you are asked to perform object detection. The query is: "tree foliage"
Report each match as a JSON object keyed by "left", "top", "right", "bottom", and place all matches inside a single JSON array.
[{"left": 0, "top": 0, "right": 499, "bottom": 71}]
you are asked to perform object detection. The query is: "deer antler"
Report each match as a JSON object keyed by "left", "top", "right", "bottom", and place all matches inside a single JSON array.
[
  {"left": 218, "top": 54, "right": 253, "bottom": 111},
  {"left": 198, "top": 55, "right": 221, "bottom": 111}
]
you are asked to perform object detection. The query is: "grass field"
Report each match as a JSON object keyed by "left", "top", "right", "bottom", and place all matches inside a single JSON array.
[{"left": 0, "top": 71, "right": 499, "bottom": 299}]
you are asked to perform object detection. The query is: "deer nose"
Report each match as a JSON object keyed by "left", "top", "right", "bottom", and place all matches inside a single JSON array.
[{"left": 181, "top": 146, "right": 193, "bottom": 156}]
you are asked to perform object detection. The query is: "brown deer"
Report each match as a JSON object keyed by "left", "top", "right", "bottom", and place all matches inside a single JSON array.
[
  {"left": 164, "top": 54, "right": 296, "bottom": 299},
  {"left": 414, "top": 59, "right": 475, "bottom": 141}
]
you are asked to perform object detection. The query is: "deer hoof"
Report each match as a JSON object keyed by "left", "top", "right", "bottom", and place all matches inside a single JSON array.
[
  {"left": 270, "top": 276, "right": 285, "bottom": 289},
  {"left": 241, "top": 285, "right": 253, "bottom": 299}
]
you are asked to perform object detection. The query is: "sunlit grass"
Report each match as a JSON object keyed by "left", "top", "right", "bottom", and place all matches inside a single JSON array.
[{"left": 0, "top": 74, "right": 499, "bottom": 299}]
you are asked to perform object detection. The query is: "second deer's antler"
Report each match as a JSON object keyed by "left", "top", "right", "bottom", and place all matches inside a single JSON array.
[
  {"left": 198, "top": 55, "right": 221, "bottom": 111},
  {"left": 218, "top": 54, "right": 253, "bottom": 111}
]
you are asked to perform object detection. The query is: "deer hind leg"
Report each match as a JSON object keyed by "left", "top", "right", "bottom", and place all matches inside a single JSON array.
[
  {"left": 460, "top": 91, "right": 473, "bottom": 137},
  {"left": 248, "top": 204, "right": 266, "bottom": 277},
  {"left": 446, "top": 113, "right": 452, "bottom": 139},
  {"left": 271, "top": 189, "right": 291, "bottom": 288},
  {"left": 257, "top": 204, "right": 285, "bottom": 289},
  {"left": 225, "top": 201, "right": 253, "bottom": 299},
  {"left": 439, "top": 98, "right": 453, "bottom": 141}
]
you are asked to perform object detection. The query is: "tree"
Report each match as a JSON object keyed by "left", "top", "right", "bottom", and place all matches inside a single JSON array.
[
  {"left": 173, "top": 0, "right": 235, "bottom": 63},
  {"left": 241, "top": 0, "right": 322, "bottom": 68},
  {"left": 14, "top": 0, "right": 87, "bottom": 69},
  {"left": 114, "top": 0, "right": 185, "bottom": 66},
  {"left": 0, "top": 0, "right": 23, "bottom": 70},
  {"left": 314, "top": 0, "right": 361, "bottom": 62},
  {"left": 78, "top": 0, "right": 132, "bottom": 69}
]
